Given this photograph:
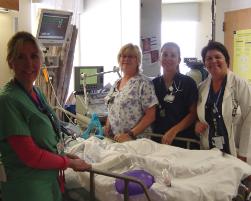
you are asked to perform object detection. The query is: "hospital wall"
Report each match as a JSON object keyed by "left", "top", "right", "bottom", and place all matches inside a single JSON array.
[
  {"left": 79, "top": 0, "right": 141, "bottom": 85},
  {"left": 215, "top": 0, "right": 251, "bottom": 42},
  {"left": 0, "top": 12, "right": 15, "bottom": 87},
  {"left": 162, "top": 2, "right": 211, "bottom": 62},
  {"left": 0, "top": 0, "right": 31, "bottom": 87},
  {"left": 1, "top": 1, "right": 251, "bottom": 87}
]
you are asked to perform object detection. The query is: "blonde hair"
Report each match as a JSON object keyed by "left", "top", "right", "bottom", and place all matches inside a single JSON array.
[
  {"left": 117, "top": 43, "right": 142, "bottom": 71},
  {"left": 6, "top": 31, "right": 43, "bottom": 68}
]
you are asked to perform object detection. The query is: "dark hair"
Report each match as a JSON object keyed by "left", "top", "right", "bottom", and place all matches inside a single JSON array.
[
  {"left": 160, "top": 42, "right": 181, "bottom": 72},
  {"left": 201, "top": 41, "right": 230, "bottom": 67},
  {"left": 161, "top": 42, "right": 181, "bottom": 57}
]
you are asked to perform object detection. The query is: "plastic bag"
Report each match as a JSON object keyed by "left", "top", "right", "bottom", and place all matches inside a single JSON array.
[{"left": 82, "top": 113, "right": 104, "bottom": 139}]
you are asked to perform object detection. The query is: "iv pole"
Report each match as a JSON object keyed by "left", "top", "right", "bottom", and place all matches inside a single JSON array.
[{"left": 211, "top": 0, "right": 216, "bottom": 41}]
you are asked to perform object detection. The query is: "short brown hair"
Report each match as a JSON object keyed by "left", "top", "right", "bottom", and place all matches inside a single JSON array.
[{"left": 201, "top": 41, "right": 230, "bottom": 67}]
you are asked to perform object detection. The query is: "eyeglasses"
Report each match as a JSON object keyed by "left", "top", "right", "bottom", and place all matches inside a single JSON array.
[{"left": 120, "top": 55, "right": 136, "bottom": 59}]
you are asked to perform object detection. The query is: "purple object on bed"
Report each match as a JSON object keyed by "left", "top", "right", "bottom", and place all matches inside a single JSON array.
[{"left": 115, "top": 169, "right": 155, "bottom": 196}]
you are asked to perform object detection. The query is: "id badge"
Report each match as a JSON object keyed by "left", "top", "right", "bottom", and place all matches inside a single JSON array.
[
  {"left": 57, "top": 140, "right": 65, "bottom": 154},
  {"left": 160, "top": 109, "right": 165, "bottom": 117},
  {"left": 212, "top": 136, "right": 224, "bottom": 150},
  {"left": 164, "top": 94, "right": 175, "bottom": 103}
]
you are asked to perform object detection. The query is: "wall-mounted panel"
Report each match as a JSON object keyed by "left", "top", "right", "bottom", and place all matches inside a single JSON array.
[
  {"left": 0, "top": 0, "right": 19, "bottom": 11},
  {"left": 224, "top": 8, "right": 251, "bottom": 69}
]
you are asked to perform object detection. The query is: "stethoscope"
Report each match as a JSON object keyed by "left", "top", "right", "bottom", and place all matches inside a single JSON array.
[
  {"left": 158, "top": 77, "right": 183, "bottom": 117},
  {"left": 163, "top": 80, "right": 182, "bottom": 104}
]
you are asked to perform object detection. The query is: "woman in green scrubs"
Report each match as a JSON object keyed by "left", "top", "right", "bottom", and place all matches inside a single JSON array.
[{"left": 0, "top": 31, "right": 91, "bottom": 201}]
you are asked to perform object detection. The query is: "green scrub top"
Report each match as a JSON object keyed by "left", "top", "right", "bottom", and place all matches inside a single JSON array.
[{"left": 0, "top": 81, "right": 62, "bottom": 201}]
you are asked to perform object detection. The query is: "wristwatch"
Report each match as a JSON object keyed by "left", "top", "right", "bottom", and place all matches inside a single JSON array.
[{"left": 127, "top": 131, "right": 136, "bottom": 140}]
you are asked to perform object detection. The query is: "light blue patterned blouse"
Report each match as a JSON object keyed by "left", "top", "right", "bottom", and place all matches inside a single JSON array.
[{"left": 104, "top": 74, "right": 158, "bottom": 135}]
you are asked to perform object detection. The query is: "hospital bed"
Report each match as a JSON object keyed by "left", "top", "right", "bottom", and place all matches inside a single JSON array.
[
  {"left": 63, "top": 136, "right": 251, "bottom": 201},
  {"left": 56, "top": 108, "right": 251, "bottom": 201},
  {"left": 63, "top": 168, "right": 152, "bottom": 201}
]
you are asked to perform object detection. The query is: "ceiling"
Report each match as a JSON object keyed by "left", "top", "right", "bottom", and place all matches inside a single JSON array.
[{"left": 162, "top": 0, "right": 211, "bottom": 4}]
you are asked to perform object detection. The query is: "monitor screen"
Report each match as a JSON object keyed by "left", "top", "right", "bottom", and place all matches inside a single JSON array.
[
  {"left": 36, "top": 9, "right": 72, "bottom": 46},
  {"left": 74, "top": 66, "right": 104, "bottom": 93}
]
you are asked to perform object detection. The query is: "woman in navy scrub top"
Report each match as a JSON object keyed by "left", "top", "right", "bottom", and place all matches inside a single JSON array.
[{"left": 152, "top": 42, "right": 199, "bottom": 149}]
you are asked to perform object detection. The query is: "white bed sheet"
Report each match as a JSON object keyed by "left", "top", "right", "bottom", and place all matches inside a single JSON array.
[{"left": 65, "top": 137, "right": 251, "bottom": 201}]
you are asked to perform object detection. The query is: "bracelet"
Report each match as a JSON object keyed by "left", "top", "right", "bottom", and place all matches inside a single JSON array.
[{"left": 127, "top": 131, "right": 136, "bottom": 140}]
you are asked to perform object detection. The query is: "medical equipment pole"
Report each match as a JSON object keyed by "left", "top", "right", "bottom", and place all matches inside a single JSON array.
[
  {"left": 54, "top": 106, "right": 90, "bottom": 126},
  {"left": 211, "top": 0, "right": 216, "bottom": 41},
  {"left": 80, "top": 66, "right": 121, "bottom": 113}
]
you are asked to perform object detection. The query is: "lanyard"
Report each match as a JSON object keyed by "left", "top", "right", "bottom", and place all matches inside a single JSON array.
[
  {"left": 207, "top": 86, "right": 223, "bottom": 136},
  {"left": 205, "top": 76, "right": 230, "bottom": 154},
  {"left": 214, "top": 87, "right": 223, "bottom": 108},
  {"left": 13, "top": 79, "right": 61, "bottom": 139},
  {"left": 208, "top": 75, "right": 227, "bottom": 115}
]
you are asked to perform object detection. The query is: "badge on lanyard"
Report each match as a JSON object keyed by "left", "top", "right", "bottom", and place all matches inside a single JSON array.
[
  {"left": 212, "top": 136, "right": 225, "bottom": 150},
  {"left": 160, "top": 109, "right": 165, "bottom": 117}
]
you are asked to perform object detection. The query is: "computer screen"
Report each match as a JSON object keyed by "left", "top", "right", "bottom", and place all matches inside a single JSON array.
[
  {"left": 74, "top": 66, "right": 104, "bottom": 93},
  {"left": 36, "top": 9, "right": 72, "bottom": 46}
]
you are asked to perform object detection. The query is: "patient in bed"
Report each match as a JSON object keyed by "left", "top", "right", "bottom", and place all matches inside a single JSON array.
[{"left": 65, "top": 137, "right": 251, "bottom": 201}]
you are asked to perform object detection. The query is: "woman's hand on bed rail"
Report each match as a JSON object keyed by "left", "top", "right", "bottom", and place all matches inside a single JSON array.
[
  {"left": 237, "top": 155, "right": 247, "bottom": 163},
  {"left": 114, "top": 133, "right": 134, "bottom": 143},
  {"left": 162, "top": 128, "right": 177, "bottom": 145},
  {"left": 195, "top": 121, "right": 208, "bottom": 134},
  {"left": 66, "top": 153, "right": 80, "bottom": 159},
  {"left": 67, "top": 154, "right": 91, "bottom": 171},
  {"left": 68, "top": 158, "right": 91, "bottom": 171}
]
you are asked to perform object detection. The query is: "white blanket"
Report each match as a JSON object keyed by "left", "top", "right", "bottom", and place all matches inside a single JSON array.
[{"left": 65, "top": 137, "right": 251, "bottom": 201}]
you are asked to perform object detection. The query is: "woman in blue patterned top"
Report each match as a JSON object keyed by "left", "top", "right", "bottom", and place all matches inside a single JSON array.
[{"left": 104, "top": 43, "right": 158, "bottom": 142}]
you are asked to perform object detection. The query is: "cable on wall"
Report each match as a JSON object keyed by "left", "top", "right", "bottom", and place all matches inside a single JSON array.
[{"left": 211, "top": 0, "right": 216, "bottom": 41}]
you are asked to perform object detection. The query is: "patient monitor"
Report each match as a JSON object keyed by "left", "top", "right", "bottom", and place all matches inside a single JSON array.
[
  {"left": 74, "top": 66, "right": 105, "bottom": 117},
  {"left": 36, "top": 9, "right": 73, "bottom": 68},
  {"left": 74, "top": 66, "right": 104, "bottom": 94},
  {"left": 36, "top": 9, "right": 73, "bottom": 46}
]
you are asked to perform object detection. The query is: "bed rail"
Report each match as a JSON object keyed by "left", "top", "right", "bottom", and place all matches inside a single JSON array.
[
  {"left": 144, "top": 132, "right": 200, "bottom": 149},
  {"left": 85, "top": 168, "right": 152, "bottom": 201}
]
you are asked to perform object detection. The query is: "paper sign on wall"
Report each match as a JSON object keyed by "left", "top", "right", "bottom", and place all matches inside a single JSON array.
[
  {"left": 233, "top": 29, "right": 251, "bottom": 83},
  {"left": 141, "top": 36, "right": 159, "bottom": 66}
]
